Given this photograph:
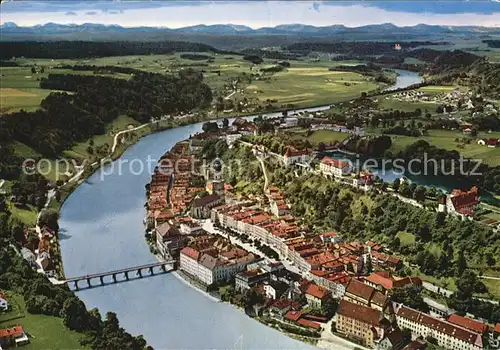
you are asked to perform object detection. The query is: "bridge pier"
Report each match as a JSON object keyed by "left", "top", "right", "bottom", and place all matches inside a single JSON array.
[
  {"left": 148, "top": 266, "right": 154, "bottom": 275},
  {"left": 112, "top": 273, "right": 117, "bottom": 283},
  {"left": 87, "top": 278, "right": 92, "bottom": 288},
  {"left": 73, "top": 281, "right": 79, "bottom": 290},
  {"left": 124, "top": 271, "right": 129, "bottom": 280},
  {"left": 161, "top": 264, "right": 166, "bottom": 272},
  {"left": 137, "top": 269, "right": 143, "bottom": 278},
  {"left": 100, "top": 276, "right": 104, "bottom": 285}
]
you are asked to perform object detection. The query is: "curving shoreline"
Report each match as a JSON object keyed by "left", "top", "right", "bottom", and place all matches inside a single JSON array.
[
  {"left": 56, "top": 107, "right": 332, "bottom": 349},
  {"left": 54, "top": 70, "right": 424, "bottom": 348}
]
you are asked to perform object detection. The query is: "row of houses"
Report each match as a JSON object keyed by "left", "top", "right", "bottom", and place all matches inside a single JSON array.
[
  {"left": 210, "top": 192, "right": 405, "bottom": 301},
  {"left": 334, "top": 277, "right": 500, "bottom": 350}
]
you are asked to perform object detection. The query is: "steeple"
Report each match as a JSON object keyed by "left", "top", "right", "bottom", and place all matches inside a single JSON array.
[{"left": 212, "top": 157, "right": 225, "bottom": 196}]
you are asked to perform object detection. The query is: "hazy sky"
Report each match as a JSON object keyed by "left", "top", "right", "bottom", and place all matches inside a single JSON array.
[{"left": 1, "top": 1, "right": 499, "bottom": 28}]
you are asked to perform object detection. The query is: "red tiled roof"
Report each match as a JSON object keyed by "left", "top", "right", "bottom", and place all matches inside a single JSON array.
[
  {"left": 397, "top": 306, "right": 483, "bottom": 346},
  {"left": 303, "top": 314, "right": 328, "bottom": 323},
  {"left": 496, "top": 323, "right": 500, "bottom": 334},
  {"left": 322, "top": 231, "right": 338, "bottom": 238},
  {"left": 320, "top": 156, "right": 350, "bottom": 169},
  {"left": 337, "top": 300, "right": 384, "bottom": 326},
  {"left": 181, "top": 247, "right": 200, "bottom": 261},
  {"left": 284, "top": 147, "right": 309, "bottom": 157},
  {"left": 371, "top": 290, "right": 388, "bottom": 307},
  {"left": 487, "top": 138, "right": 499, "bottom": 146},
  {"left": 448, "top": 314, "right": 488, "bottom": 334},
  {"left": 285, "top": 310, "right": 303, "bottom": 322},
  {"left": 297, "top": 318, "right": 322, "bottom": 330},
  {"left": 0, "top": 326, "right": 24, "bottom": 338},
  {"left": 450, "top": 186, "right": 479, "bottom": 212},
  {"left": 365, "top": 272, "right": 395, "bottom": 290},
  {"left": 304, "top": 283, "right": 329, "bottom": 300},
  {"left": 346, "top": 278, "right": 374, "bottom": 301}
]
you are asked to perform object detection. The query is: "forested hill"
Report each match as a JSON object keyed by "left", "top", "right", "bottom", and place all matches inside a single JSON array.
[
  {"left": 0, "top": 69, "right": 212, "bottom": 157},
  {"left": 0, "top": 40, "right": 221, "bottom": 59}
]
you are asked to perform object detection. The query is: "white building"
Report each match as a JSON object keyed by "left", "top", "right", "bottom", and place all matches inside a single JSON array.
[
  {"left": 179, "top": 247, "right": 201, "bottom": 277},
  {"left": 283, "top": 147, "right": 309, "bottom": 167},
  {"left": 0, "top": 295, "right": 8, "bottom": 311},
  {"left": 180, "top": 221, "right": 203, "bottom": 235},
  {"left": 284, "top": 117, "right": 298, "bottom": 127},
  {"left": 180, "top": 247, "right": 255, "bottom": 286},
  {"left": 394, "top": 304, "right": 484, "bottom": 350},
  {"left": 319, "top": 156, "right": 352, "bottom": 178},
  {"left": 225, "top": 132, "right": 242, "bottom": 146}
]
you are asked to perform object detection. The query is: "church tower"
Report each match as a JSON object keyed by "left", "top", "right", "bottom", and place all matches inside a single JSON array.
[{"left": 212, "top": 157, "right": 225, "bottom": 196}]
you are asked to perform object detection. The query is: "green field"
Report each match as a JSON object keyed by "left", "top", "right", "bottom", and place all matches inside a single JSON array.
[
  {"left": 0, "top": 67, "right": 54, "bottom": 113},
  {"left": 0, "top": 292, "right": 86, "bottom": 349},
  {"left": 285, "top": 129, "right": 349, "bottom": 145},
  {"left": 246, "top": 67, "right": 378, "bottom": 107},
  {"left": 375, "top": 85, "right": 460, "bottom": 113},
  {"left": 2, "top": 53, "right": 383, "bottom": 113},
  {"left": 377, "top": 96, "right": 436, "bottom": 113},
  {"left": 306, "top": 130, "right": 349, "bottom": 144},
  {"left": 388, "top": 130, "right": 500, "bottom": 166}
]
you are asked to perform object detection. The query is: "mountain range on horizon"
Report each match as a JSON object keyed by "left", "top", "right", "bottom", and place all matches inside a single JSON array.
[{"left": 2, "top": 21, "right": 500, "bottom": 36}]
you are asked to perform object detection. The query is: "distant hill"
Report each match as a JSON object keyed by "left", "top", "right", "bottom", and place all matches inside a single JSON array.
[{"left": 1, "top": 22, "right": 499, "bottom": 38}]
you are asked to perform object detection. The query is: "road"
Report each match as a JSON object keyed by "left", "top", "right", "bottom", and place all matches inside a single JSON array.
[
  {"left": 111, "top": 123, "right": 150, "bottom": 154},
  {"left": 257, "top": 157, "right": 269, "bottom": 191},
  {"left": 202, "top": 220, "right": 273, "bottom": 261},
  {"left": 481, "top": 275, "right": 500, "bottom": 281},
  {"left": 202, "top": 220, "right": 305, "bottom": 277},
  {"left": 317, "top": 319, "right": 369, "bottom": 350}
]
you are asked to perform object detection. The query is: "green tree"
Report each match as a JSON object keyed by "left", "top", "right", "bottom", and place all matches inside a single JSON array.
[
  {"left": 390, "top": 285, "right": 429, "bottom": 313},
  {"left": 38, "top": 208, "right": 59, "bottom": 231},
  {"left": 62, "top": 296, "right": 89, "bottom": 331}
]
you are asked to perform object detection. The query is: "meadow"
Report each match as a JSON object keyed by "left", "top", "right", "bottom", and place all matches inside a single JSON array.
[
  {"left": 1, "top": 53, "right": 382, "bottom": 113},
  {"left": 386, "top": 130, "right": 500, "bottom": 166},
  {"left": 286, "top": 129, "right": 349, "bottom": 145},
  {"left": 0, "top": 292, "right": 86, "bottom": 349}
]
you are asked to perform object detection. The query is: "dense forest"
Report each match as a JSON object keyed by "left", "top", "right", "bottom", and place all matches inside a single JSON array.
[
  {"left": 330, "top": 63, "right": 395, "bottom": 84},
  {"left": 0, "top": 69, "right": 212, "bottom": 156},
  {"left": 0, "top": 40, "right": 220, "bottom": 59},
  {"left": 483, "top": 40, "right": 500, "bottom": 48}
]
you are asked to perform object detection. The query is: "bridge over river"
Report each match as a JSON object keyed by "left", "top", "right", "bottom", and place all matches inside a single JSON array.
[{"left": 65, "top": 260, "right": 176, "bottom": 290}]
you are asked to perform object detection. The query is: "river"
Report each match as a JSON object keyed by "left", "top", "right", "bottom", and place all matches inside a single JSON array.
[
  {"left": 58, "top": 70, "right": 427, "bottom": 349},
  {"left": 59, "top": 119, "right": 321, "bottom": 349},
  {"left": 383, "top": 69, "right": 423, "bottom": 91}
]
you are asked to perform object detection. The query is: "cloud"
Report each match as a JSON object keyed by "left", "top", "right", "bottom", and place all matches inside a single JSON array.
[
  {"left": 1, "top": 1, "right": 499, "bottom": 28},
  {"left": 65, "top": 11, "right": 77, "bottom": 16}
]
